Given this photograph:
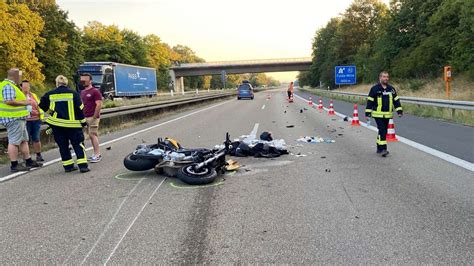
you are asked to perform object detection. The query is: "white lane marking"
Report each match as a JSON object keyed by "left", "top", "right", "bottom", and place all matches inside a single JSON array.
[
  {"left": 250, "top": 123, "right": 259, "bottom": 138},
  {"left": 79, "top": 178, "right": 145, "bottom": 265},
  {"left": 261, "top": 104, "right": 266, "bottom": 110},
  {"left": 0, "top": 100, "right": 231, "bottom": 183},
  {"left": 103, "top": 177, "right": 167, "bottom": 265},
  {"left": 294, "top": 93, "right": 474, "bottom": 172}
]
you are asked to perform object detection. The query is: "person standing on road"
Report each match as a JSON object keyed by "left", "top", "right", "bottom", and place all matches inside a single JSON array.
[
  {"left": 39, "top": 75, "right": 90, "bottom": 173},
  {"left": 20, "top": 80, "right": 45, "bottom": 162},
  {"left": 0, "top": 69, "right": 43, "bottom": 172},
  {"left": 79, "top": 73, "right": 103, "bottom": 163},
  {"left": 287, "top": 81, "right": 294, "bottom": 100},
  {"left": 365, "top": 71, "right": 403, "bottom": 157}
]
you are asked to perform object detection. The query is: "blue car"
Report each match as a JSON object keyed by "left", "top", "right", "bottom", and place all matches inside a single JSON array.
[{"left": 237, "top": 83, "right": 254, "bottom": 100}]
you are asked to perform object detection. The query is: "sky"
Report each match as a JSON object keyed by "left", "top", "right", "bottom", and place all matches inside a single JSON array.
[{"left": 57, "top": 0, "right": 389, "bottom": 82}]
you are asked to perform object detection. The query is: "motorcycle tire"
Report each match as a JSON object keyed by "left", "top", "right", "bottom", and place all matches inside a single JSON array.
[
  {"left": 177, "top": 164, "right": 217, "bottom": 185},
  {"left": 123, "top": 153, "right": 157, "bottom": 171}
]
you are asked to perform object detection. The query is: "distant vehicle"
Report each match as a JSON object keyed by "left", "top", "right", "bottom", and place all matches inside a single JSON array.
[
  {"left": 293, "top": 80, "right": 300, "bottom": 89},
  {"left": 76, "top": 62, "right": 157, "bottom": 100},
  {"left": 237, "top": 82, "right": 254, "bottom": 100}
]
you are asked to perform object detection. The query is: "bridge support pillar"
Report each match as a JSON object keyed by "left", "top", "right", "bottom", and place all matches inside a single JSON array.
[
  {"left": 175, "top": 77, "right": 184, "bottom": 93},
  {"left": 169, "top": 69, "right": 184, "bottom": 93}
]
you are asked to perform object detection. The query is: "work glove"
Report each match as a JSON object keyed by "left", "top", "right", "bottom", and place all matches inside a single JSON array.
[
  {"left": 365, "top": 112, "right": 371, "bottom": 118},
  {"left": 81, "top": 122, "right": 88, "bottom": 128},
  {"left": 397, "top": 110, "right": 403, "bottom": 117},
  {"left": 45, "top": 127, "right": 52, "bottom": 135}
]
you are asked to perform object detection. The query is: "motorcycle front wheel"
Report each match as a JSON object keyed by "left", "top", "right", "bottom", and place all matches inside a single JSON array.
[{"left": 177, "top": 164, "right": 217, "bottom": 185}]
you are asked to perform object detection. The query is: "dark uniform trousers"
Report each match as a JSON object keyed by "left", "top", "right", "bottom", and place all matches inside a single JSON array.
[
  {"left": 374, "top": 118, "right": 389, "bottom": 151},
  {"left": 51, "top": 126, "right": 88, "bottom": 170}
]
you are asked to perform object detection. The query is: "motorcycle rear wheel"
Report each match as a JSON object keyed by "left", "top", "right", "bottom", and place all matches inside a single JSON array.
[{"left": 123, "top": 153, "right": 157, "bottom": 171}]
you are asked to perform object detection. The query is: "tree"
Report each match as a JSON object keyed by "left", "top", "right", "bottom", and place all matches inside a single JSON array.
[
  {"left": 7, "top": 0, "right": 56, "bottom": 6},
  {"left": 121, "top": 29, "right": 148, "bottom": 66},
  {"left": 172, "top": 45, "right": 206, "bottom": 89},
  {"left": 82, "top": 21, "right": 131, "bottom": 63},
  {"left": 143, "top": 34, "right": 179, "bottom": 90},
  {"left": 0, "top": 2, "right": 44, "bottom": 82},
  {"left": 32, "top": 4, "right": 84, "bottom": 84},
  {"left": 310, "top": 18, "right": 343, "bottom": 87}
]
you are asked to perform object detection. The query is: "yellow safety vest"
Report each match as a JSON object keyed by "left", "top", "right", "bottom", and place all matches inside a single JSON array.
[
  {"left": 0, "top": 80, "right": 29, "bottom": 118},
  {"left": 30, "top": 92, "right": 45, "bottom": 120}
]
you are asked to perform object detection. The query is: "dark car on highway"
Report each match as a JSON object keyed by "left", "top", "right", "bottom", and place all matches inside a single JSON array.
[{"left": 237, "top": 82, "right": 254, "bottom": 100}]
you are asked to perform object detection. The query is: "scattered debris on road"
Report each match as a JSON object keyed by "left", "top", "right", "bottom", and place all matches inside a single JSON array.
[
  {"left": 297, "top": 136, "right": 335, "bottom": 143},
  {"left": 225, "top": 159, "right": 240, "bottom": 171},
  {"left": 290, "top": 153, "right": 307, "bottom": 157},
  {"left": 230, "top": 132, "right": 288, "bottom": 158}
]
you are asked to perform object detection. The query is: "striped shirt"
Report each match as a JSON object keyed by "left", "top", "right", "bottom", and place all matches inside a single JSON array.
[{"left": 0, "top": 80, "right": 26, "bottom": 124}]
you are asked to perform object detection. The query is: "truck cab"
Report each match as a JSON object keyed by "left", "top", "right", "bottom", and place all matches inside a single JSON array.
[{"left": 76, "top": 62, "right": 115, "bottom": 99}]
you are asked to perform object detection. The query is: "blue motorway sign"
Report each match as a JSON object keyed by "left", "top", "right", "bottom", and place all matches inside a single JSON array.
[{"left": 335, "top": 66, "right": 357, "bottom": 85}]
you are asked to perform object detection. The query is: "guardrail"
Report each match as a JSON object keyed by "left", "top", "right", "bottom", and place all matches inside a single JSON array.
[
  {"left": 310, "top": 89, "right": 474, "bottom": 111},
  {"left": 0, "top": 92, "right": 235, "bottom": 139}
]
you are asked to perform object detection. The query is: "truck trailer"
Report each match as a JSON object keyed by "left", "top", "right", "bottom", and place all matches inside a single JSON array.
[{"left": 76, "top": 62, "right": 157, "bottom": 99}]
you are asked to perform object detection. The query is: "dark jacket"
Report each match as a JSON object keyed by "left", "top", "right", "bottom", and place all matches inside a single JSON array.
[
  {"left": 365, "top": 83, "right": 403, "bottom": 119},
  {"left": 39, "top": 86, "right": 86, "bottom": 128}
]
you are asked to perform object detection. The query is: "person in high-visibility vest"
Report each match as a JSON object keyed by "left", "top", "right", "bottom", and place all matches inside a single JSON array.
[
  {"left": 20, "top": 80, "right": 45, "bottom": 162},
  {"left": 0, "top": 69, "right": 43, "bottom": 172},
  {"left": 287, "top": 81, "right": 294, "bottom": 100},
  {"left": 365, "top": 71, "right": 403, "bottom": 157},
  {"left": 39, "top": 75, "right": 90, "bottom": 173}
]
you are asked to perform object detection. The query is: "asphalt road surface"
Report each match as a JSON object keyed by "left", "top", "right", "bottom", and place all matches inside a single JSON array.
[
  {"left": 295, "top": 89, "right": 474, "bottom": 163},
  {"left": 1, "top": 90, "right": 472, "bottom": 264}
]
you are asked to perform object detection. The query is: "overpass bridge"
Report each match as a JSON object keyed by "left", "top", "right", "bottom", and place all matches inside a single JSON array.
[{"left": 169, "top": 57, "right": 312, "bottom": 92}]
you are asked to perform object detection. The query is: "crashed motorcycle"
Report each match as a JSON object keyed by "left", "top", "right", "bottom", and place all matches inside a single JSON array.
[{"left": 123, "top": 133, "right": 231, "bottom": 185}]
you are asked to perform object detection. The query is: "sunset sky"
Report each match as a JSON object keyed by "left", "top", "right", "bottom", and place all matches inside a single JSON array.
[{"left": 57, "top": 0, "right": 390, "bottom": 81}]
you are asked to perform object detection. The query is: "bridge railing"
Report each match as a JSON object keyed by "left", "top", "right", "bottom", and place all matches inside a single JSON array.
[{"left": 172, "top": 57, "right": 312, "bottom": 68}]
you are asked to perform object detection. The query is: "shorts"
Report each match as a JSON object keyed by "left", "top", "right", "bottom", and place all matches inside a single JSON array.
[
  {"left": 26, "top": 120, "right": 42, "bottom": 142},
  {"left": 85, "top": 117, "right": 100, "bottom": 135},
  {"left": 4, "top": 119, "right": 29, "bottom": 145}
]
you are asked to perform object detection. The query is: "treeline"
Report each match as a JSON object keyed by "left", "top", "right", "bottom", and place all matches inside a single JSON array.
[
  {"left": 298, "top": 0, "right": 474, "bottom": 88},
  {"left": 210, "top": 73, "right": 280, "bottom": 89},
  {"left": 1, "top": 1, "right": 279, "bottom": 93},
  {"left": 0, "top": 1, "right": 205, "bottom": 91}
]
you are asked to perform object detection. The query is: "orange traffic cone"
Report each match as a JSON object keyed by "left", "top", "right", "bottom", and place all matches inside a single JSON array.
[
  {"left": 318, "top": 97, "right": 323, "bottom": 112},
  {"left": 386, "top": 118, "right": 398, "bottom": 142},
  {"left": 308, "top": 96, "right": 313, "bottom": 106},
  {"left": 351, "top": 104, "right": 360, "bottom": 126},
  {"left": 328, "top": 100, "right": 335, "bottom": 115}
]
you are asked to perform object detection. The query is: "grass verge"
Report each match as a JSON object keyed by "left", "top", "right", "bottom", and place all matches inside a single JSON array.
[
  {"left": 331, "top": 76, "right": 474, "bottom": 101},
  {"left": 300, "top": 88, "right": 474, "bottom": 126}
]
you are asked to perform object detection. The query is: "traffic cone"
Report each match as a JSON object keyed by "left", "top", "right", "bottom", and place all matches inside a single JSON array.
[
  {"left": 318, "top": 97, "right": 323, "bottom": 112},
  {"left": 351, "top": 104, "right": 360, "bottom": 126},
  {"left": 328, "top": 100, "right": 335, "bottom": 115},
  {"left": 386, "top": 118, "right": 398, "bottom": 142},
  {"left": 308, "top": 96, "right": 313, "bottom": 106}
]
